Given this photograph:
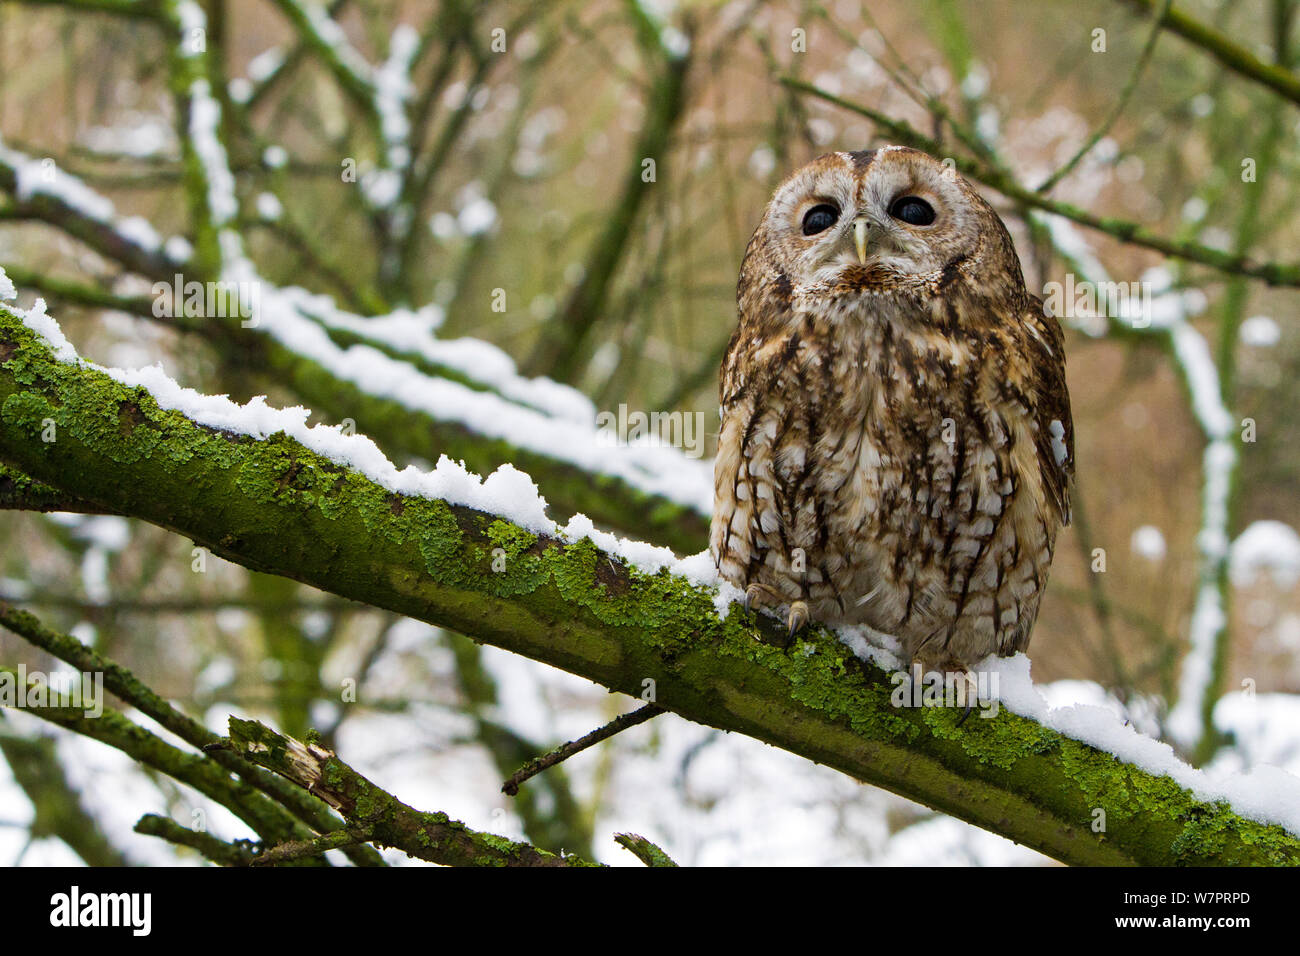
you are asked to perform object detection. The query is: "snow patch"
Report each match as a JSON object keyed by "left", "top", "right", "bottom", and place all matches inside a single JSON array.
[
  {"left": 1130, "top": 525, "right": 1167, "bottom": 561},
  {"left": 1231, "top": 520, "right": 1300, "bottom": 589},
  {"left": 979, "top": 655, "right": 1300, "bottom": 837}
]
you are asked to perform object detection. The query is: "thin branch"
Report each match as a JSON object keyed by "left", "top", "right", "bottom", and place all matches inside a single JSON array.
[
  {"left": 248, "top": 825, "right": 372, "bottom": 866},
  {"left": 0, "top": 666, "right": 320, "bottom": 848},
  {"left": 1037, "top": 0, "right": 1173, "bottom": 193},
  {"left": 134, "top": 813, "right": 257, "bottom": 866},
  {"left": 223, "top": 718, "right": 603, "bottom": 867},
  {"left": 614, "top": 831, "right": 677, "bottom": 867},
  {"left": 0, "top": 601, "right": 385, "bottom": 865},
  {"left": 1117, "top": 0, "right": 1300, "bottom": 107},
  {"left": 502, "top": 703, "right": 663, "bottom": 796},
  {"left": 523, "top": 13, "right": 692, "bottom": 381},
  {"left": 0, "top": 154, "right": 180, "bottom": 281}
]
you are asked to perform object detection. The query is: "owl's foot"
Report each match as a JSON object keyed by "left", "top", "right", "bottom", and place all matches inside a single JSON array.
[
  {"left": 911, "top": 653, "right": 983, "bottom": 726},
  {"left": 786, "top": 600, "right": 810, "bottom": 638},
  {"left": 739, "top": 585, "right": 813, "bottom": 646}
]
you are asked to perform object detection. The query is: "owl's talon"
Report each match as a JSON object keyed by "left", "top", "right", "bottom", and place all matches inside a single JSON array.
[
  {"left": 743, "top": 582, "right": 781, "bottom": 613},
  {"left": 787, "top": 600, "right": 810, "bottom": 637},
  {"left": 954, "top": 669, "right": 981, "bottom": 726},
  {"left": 955, "top": 698, "right": 975, "bottom": 727}
]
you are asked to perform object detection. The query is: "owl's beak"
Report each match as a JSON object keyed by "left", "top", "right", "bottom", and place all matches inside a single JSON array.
[{"left": 853, "top": 217, "right": 870, "bottom": 265}]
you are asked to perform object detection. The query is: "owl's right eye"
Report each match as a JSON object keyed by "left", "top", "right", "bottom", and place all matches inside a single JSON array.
[{"left": 801, "top": 204, "right": 839, "bottom": 236}]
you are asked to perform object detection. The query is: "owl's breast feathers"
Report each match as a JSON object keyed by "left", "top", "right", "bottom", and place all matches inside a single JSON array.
[{"left": 712, "top": 281, "right": 1074, "bottom": 668}]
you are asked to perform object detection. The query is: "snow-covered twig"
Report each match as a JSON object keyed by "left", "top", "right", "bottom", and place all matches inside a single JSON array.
[{"left": 0, "top": 139, "right": 189, "bottom": 278}]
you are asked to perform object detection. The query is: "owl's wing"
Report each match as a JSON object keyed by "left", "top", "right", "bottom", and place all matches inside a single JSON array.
[
  {"left": 712, "top": 307, "right": 801, "bottom": 578},
  {"left": 1024, "top": 295, "right": 1074, "bottom": 526},
  {"left": 711, "top": 320, "right": 757, "bottom": 566},
  {"left": 718, "top": 322, "right": 747, "bottom": 409}
]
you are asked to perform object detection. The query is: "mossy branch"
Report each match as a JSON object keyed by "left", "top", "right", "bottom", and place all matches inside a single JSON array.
[
  {"left": 614, "top": 832, "right": 678, "bottom": 867},
  {"left": 2, "top": 302, "right": 1298, "bottom": 866},
  {"left": 134, "top": 813, "right": 259, "bottom": 866},
  {"left": 0, "top": 600, "right": 386, "bottom": 866},
  {"left": 0, "top": 666, "right": 320, "bottom": 849},
  {"left": 222, "top": 718, "right": 601, "bottom": 866},
  {"left": 1117, "top": 0, "right": 1300, "bottom": 107}
]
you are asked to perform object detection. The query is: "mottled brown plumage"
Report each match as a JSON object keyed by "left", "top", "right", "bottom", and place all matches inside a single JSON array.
[{"left": 711, "top": 147, "right": 1073, "bottom": 672}]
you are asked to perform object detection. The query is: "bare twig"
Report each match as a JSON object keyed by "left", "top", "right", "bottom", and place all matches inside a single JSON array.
[
  {"left": 1037, "top": 0, "right": 1174, "bottom": 193},
  {"left": 502, "top": 703, "right": 664, "bottom": 796}
]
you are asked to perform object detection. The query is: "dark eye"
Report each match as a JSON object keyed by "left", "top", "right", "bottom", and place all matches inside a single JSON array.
[
  {"left": 801, "top": 203, "right": 839, "bottom": 236},
  {"left": 889, "top": 196, "right": 936, "bottom": 226}
]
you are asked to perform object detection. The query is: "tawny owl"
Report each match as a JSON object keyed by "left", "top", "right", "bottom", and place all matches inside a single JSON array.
[{"left": 711, "top": 146, "right": 1073, "bottom": 674}]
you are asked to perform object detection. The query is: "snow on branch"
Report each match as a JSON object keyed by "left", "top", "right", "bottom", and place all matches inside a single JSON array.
[
  {"left": 0, "top": 132, "right": 712, "bottom": 554},
  {"left": 266, "top": 0, "right": 418, "bottom": 214},
  {"left": 1042, "top": 214, "right": 1238, "bottom": 756},
  {"left": 0, "top": 139, "right": 191, "bottom": 277},
  {"left": 273, "top": 0, "right": 379, "bottom": 106},
  {"left": 228, "top": 271, "right": 714, "bottom": 519},
  {"left": 158, "top": 2, "right": 715, "bottom": 533},
  {"left": 4, "top": 298, "right": 1300, "bottom": 866}
]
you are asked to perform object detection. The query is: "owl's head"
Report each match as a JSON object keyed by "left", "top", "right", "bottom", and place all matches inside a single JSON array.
[{"left": 741, "top": 147, "right": 1025, "bottom": 312}]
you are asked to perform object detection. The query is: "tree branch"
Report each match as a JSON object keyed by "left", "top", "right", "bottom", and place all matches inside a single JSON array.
[
  {"left": 2, "top": 302, "right": 1297, "bottom": 865},
  {"left": 222, "top": 718, "right": 601, "bottom": 866},
  {"left": 614, "top": 832, "right": 677, "bottom": 867},
  {"left": 1117, "top": 0, "right": 1300, "bottom": 107},
  {"left": 134, "top": 813, "right": 258, "bottom": 865},
  {"left": 501, "top": 702, "right": 662, "bottom": 796},
  {"left": 0, "top": 600, "right": 386, "bottom": 866}
]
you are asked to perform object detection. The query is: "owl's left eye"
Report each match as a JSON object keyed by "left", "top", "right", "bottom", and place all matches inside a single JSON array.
[
  {"left": 889, "top": 196, "right": 936, "bottom": 226},
  {"left": 801, "top": 204, "right": 839, "bottom": 236}
]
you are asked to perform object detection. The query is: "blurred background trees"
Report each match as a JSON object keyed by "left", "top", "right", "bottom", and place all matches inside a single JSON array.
[{"left": 0, "top": 0, "right": 1297, "bottom": 865}]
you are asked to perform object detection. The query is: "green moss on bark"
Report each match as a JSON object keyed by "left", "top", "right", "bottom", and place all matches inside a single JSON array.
[{"left": 3, "top": 302, "right": 1299, "bottom": 866}]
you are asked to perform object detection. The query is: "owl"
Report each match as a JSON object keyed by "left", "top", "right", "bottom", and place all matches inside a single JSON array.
[{"left": 711, "top": 146, "right": 1073, "bottom": 675}]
